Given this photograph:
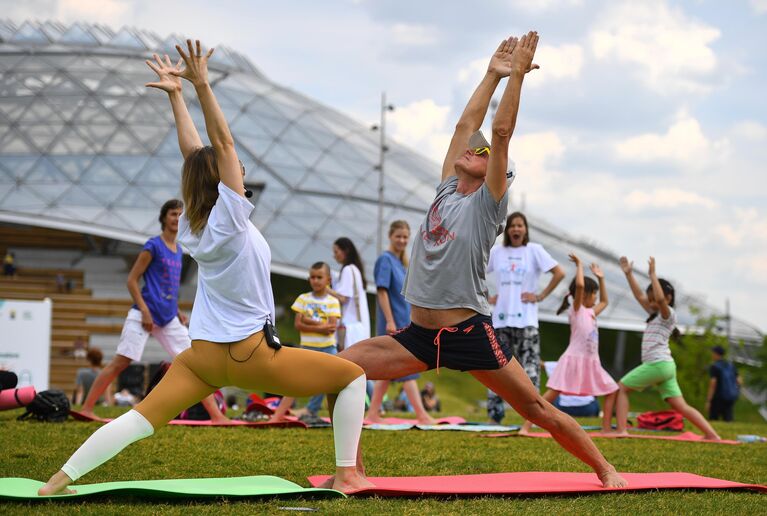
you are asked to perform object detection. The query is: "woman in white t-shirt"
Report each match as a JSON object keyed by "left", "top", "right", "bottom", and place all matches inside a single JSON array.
[
  {"left": 327, "top": 237, "right": 371, "bottom": 349},
  {"left": 486, "top": 211, "right": 564, "bottom": 423},
  {"left": 40, "top": 41, "right": 372, "bottom": 496}
]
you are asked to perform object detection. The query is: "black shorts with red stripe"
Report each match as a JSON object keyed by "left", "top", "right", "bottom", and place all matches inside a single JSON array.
[{"left": 391, "top": 314, "right": 513, "bottom": 371}]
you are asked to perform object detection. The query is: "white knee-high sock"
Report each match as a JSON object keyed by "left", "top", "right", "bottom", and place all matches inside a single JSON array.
[
  {"left": 331, "top": 374, "right": 366, "bottom": 467},
  {"left": 62, "top": 409, "right": 154, "bottom": 481}
]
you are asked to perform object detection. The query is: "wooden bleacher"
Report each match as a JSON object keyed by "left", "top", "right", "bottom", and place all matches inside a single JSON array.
[{"left": 1, "top": 265, "right": 192, "bottom": 395}]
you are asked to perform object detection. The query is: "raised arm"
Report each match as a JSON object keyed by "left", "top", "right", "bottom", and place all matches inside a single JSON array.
[
  {"left": 441, "top": 37, "right": 517, "bottom": 180},
  {"left": 487, "top": 31, "right": 539, "bottom": 201},
  {"left": 173, "top": 40, "right": 244, "bottom": 196},
  {"left": 590, "top": 262, "right": 609, "bottom": 316},
  {"left": 145, "top": 53, "right": 203, "bottom": 159},
  {"left": 648, "top": 257, "right": 671, "bottom": 319},
  {"left": 570, "top": 253, "right": 584, "bottom": 312},
  {"left": 619, "top": 256, "right": 652, "bottom": 314}
]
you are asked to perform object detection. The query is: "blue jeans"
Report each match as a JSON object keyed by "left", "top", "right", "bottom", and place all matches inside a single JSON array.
[{"left": 305, "top": 345, "right": 337, "bottom": 413}]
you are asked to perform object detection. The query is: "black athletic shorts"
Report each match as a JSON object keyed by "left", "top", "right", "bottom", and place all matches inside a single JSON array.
[{"left": 391, "top": 314, "right": 513, "bottom": 371}]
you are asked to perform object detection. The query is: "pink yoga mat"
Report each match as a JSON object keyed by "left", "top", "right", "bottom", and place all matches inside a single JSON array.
[
  {"left": 0, "top": 386, "right": 36, "bottom": 410},
  {"left": 363, "top": 416, "right": 466, "bottom": 426},
  {"left": 307, "top": 471, "right": 767, "bottom": 496},
  {"left": 478, "top": 430, "right": 741, "bottom": 445},
  {"left": 69, "top": 409, "right": 306, "bottom": 428}
]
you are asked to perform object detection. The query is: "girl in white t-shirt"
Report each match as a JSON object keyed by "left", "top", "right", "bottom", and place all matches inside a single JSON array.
[
  {"left": 40, "top": 41, "right": 373, "bottom": 496},
  {"left": 486, "top": 212, "right": 564, "bottom": 423},
  {"left": 328, "top": 237, "right": 371, "bottom": 349}
]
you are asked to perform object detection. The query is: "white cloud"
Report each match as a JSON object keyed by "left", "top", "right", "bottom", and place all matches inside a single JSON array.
[
  {"left": 57, "top": 0, "right": 132, "bottom": 27},
  {"left": 614, "top": 112, "right": 729, "bottom": 168},
  {"left": 509, "top": 0, "right": 583, "bottom": 12},
  {"left": 509, "top": 131, "right": 566, "bottom": 202},
  {"left": 715, "top": 208, "right": 767, "bottom": 247},
  {"left": 730, "top": 121, "right": 767, "bottom": 142},
  {"left": 624, "top": 188, "right": 718, "bottom": 211},
  {"left": 388, "top": 98, "right": 452, "bottom": 162},
  {"left": 390, "top": 23, "right": 439, "bottom": 46},
  {"left": 457, "top": 57, "right": 488, "bottom": 84},
  {"left": 751, "top": 0, "right": 767, "bottom": 14},
  {"left": 527, "top": 44, "right": 583, "bottom": 88},
  {"left": 590, "top": 0, "right": 720, "bottom": 94}
]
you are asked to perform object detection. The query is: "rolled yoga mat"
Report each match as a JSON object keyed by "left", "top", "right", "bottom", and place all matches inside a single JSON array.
[
  {"left": 0, "top": 386, "right": 35, "bottom": 411},
  {"left": 308, "top": 471, "right": 767, "bottom": 496},
  {"left": 0, "top": 475, "right": 344, "bottom": 500}
]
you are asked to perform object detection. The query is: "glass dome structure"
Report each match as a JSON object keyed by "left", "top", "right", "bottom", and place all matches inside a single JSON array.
[{"left": 0, "top": 20, "right": 761, "bottom": 346}]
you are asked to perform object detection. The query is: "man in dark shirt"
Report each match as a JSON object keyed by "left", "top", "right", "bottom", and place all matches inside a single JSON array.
[{"left": 706, "top": 346, "right": 741, "bottom": 422}]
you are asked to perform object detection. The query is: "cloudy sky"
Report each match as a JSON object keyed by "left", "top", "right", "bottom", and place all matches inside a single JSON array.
[{"left": 4, "top": 0, "right": 767, "bottom": 331}]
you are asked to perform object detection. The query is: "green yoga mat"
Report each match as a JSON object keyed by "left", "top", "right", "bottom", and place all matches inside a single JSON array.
[{"left": 0, "top": 475, "right": 344, "bottom": 500}]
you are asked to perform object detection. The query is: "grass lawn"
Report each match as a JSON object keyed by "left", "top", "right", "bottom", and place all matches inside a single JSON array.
[{"left": 2, "top": 369, "right": 765, "bottom": 514}]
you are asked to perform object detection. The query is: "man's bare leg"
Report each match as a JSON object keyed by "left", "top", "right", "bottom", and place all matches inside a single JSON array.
[
  {"left": 320, "top": 335, "right": 428, "bottom": 488},
  {"left": 472, "top": 359, "right": 627, "bottom": 488},
  {"left": 518, "top": 388, "right": 558, "bottom": 434},
  {"left": 402, "top": 380, "right": 436, "bottom": 425},
  {"left": 364, "top": 380, "right": 390, "bottom": 423},
  {"left": 79, "top": 354, "right": 132, "bottom": 419}
]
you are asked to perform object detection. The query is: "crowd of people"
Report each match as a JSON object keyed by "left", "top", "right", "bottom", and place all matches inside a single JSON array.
[{"left": 26, "top": 31, "right": 742, "bottom": 497}]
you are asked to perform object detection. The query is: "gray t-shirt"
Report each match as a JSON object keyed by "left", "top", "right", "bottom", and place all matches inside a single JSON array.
[
  {"left": 403, "top": 176, "right": 509, "bottom": 315},
  {"left": 641, "top": 307, "right": 676, "bottom": 363}
]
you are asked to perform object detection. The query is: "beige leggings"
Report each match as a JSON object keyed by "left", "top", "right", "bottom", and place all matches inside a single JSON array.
[{"left": 135, "top": 332, "right": 363, "bottom": 429}]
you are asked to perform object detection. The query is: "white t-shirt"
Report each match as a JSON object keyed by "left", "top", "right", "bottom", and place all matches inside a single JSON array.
[
  {"left": 178, "top": 182, "right": 275, "bottom": 342},
  {"left": 487, "top": 243, "right": 558, "bottom": 329},
  {"left": 334, "top": 264, "right": 370, "bottom": 333}
]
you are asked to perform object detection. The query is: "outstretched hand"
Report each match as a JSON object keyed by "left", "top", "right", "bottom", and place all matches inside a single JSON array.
[
  {"left": 171, "top": 39, "right": 215, "bottom": 87},
  {"left": 618, "top": 256, "right": 633, "bottom": 274},
  {"left": 145, "top": 53, "right": 183, "bottom": 93},
  {"left": 510, "top": 30, "right": 540, "bottom": 75},
  {"left": 590, "top": 263, "right": 604, "bottom": 279},
  {"left": 568, "top": 252, "right": 581, "bottom": 266},
  {"left": 487, "top": 36, "right": 518, "bottom": 78},
  {"left": 648, "top": 256, "right": 656, "bottom": 277}
]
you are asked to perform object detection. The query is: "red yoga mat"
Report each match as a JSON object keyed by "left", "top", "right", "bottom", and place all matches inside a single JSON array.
[
  {"left": 307, "top": 471, "right": 767, "bottom": 496},
  {"left": 478, "top": 430, "right": 741, "bottom": 445},
  {"left": 364, "top": 416, "right": 466, "bottom": 426},
  {"left": 0, "top": 386, "right": 36, "bottom": 411},
  {"left": 69, "top": 409, "right": 306, "bottom": 428}
]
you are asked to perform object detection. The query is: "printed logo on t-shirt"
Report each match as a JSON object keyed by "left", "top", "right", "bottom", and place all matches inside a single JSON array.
[
  {"left": 501, "top": 256, "right": 527, "bottom": 286},
  {"left": 422, "top": 200, "right": 455, "bottom": 246},
  {"left": 304, "top": 302, "right": 329, "bottom": 322}
]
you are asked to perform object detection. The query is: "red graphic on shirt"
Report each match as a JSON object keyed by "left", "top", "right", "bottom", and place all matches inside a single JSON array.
[{"left": 422, "top": 200, "right": 455, "bottom": 245}]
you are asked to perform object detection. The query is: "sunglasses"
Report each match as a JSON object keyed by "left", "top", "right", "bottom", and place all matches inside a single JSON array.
[{"left": 473, "top": 146, "right": 490, "bottom": 156}]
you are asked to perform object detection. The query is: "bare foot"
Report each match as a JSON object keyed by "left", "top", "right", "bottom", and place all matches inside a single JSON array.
[
  {"left": 364, "top": 412, "right": 383, "bottom": 424},
  {"left": 332, "top": 468, "right": 375, "bottom": 494},
  {"left": 268, "top": 414, "right": 290, "bottom": 423},
  {"left": 613, "top": 430, "right": 630, "bottom": 437},
  {"left": 703, "top": 433, "right": 721, "bottom": 441},
  {"left": 598, "top": 467, "right": 628, "bottom": 488},
  {"left": 38, "top": 471, "right": 76, "bottom": 496},
  {"left": 211, "top": 415, "right": 231, "bottom": 424},
  {"left": 416, "top": 414, "right": 436, "bottom": 425}
]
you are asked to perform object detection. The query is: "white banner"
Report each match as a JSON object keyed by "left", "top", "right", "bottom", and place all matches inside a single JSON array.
[{"left": 0, "top": 298, "right": 52, "bottom": 390}]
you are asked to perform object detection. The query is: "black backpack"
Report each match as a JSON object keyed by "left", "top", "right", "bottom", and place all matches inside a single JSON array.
[{"left": 17, "top": 389, "right": 71, "bottom": 422}]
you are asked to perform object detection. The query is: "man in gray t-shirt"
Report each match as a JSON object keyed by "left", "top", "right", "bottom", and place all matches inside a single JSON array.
[{"left": 334, "top": 32, "right": 626, "bottom": 489}]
